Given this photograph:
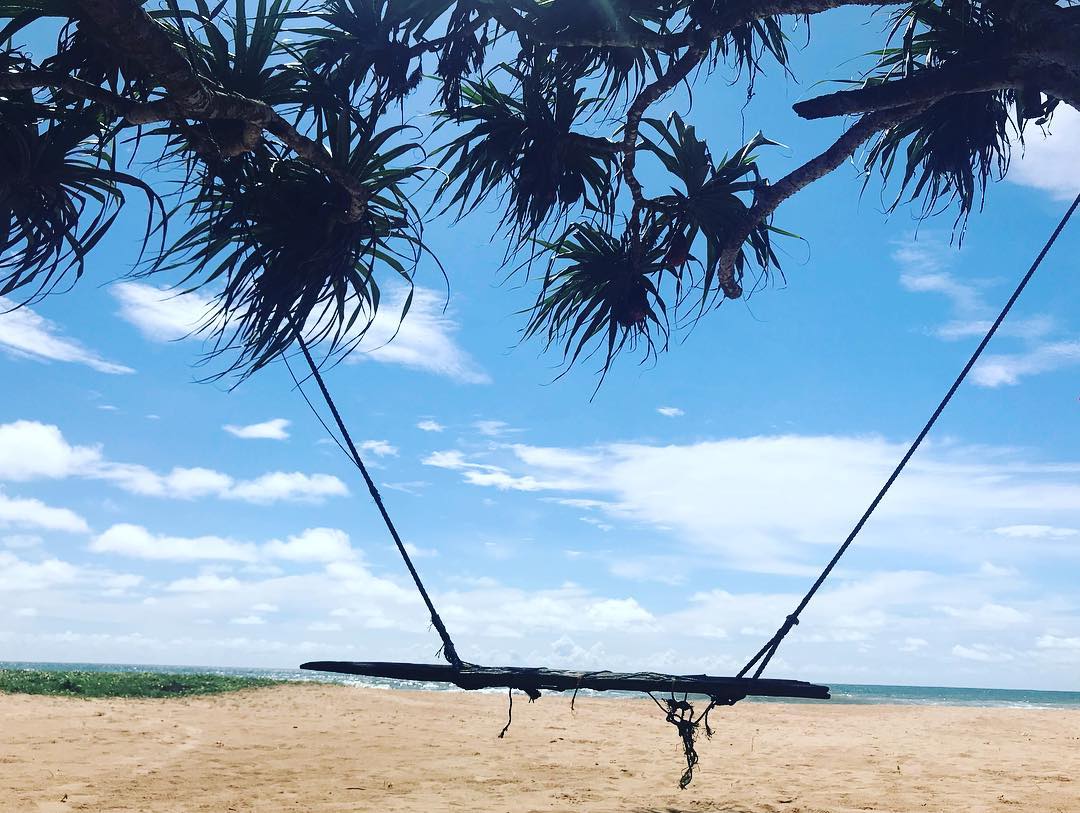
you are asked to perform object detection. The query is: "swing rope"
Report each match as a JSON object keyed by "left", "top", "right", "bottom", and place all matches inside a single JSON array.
[
  {"left": 287, "top": 318, "right": 463, "bottom": 670},
  {"left": 283, "top": 190, "right": 1079, "bottom": 789},
  {"left": 738, "top": 189, "right": 1080, "bottom": 681}
]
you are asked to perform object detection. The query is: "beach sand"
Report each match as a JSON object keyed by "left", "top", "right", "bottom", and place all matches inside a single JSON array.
[{"left": 3, "top": 683, "right": 1077, "bottom": 812}]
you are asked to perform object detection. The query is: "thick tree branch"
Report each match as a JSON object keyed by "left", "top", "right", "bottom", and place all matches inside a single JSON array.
[
  {"left": 567, "top": 133, "right": 622, "bottom": 154},
  {"left": 0, "top": 69, "right": 142, "bottom": 114},
  {"left": 72, "top": 0, "right": 369, "bottom": 219},
  {"left": 795, "top": 58, "right": 1080, "bottom": 119},
  {"left": 621, "top": 47, "right": 708, "bottom": 207},
  {"left": 74, "top": 0, "right": 213, "bottom": 112},
  {"left": 718, "top": 106, "right": 923, "bottom": 297}
]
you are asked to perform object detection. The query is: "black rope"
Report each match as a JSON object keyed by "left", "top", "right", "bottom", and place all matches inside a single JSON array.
[
  {"left": 288, "top": 319, "right": 464, "bottom": 670},
  {"left": 282, "top": 351, "right": 352, "bottom": 461},
  {"left": 498, "top": 688, "right": 514, "bottom": 738},
  {"left": 739, "top": 190, "right": 1080, "bottom": 681}
]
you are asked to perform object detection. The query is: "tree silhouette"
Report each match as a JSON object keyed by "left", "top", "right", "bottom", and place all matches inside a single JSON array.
[{"left": 2, "top": 0, "right": 1076, "bottom": 380}]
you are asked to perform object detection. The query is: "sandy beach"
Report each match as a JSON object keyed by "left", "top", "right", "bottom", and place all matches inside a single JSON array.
[{"left": 2, "top": 683, "right": 1077, "bottom": 812}]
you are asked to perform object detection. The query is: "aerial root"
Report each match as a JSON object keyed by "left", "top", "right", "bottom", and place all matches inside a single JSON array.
[
  {"left": 648, "top": 693, "right": 728, "bottom": 788},
  {"left": 498, "top": 688, "right": 513, "bottom": 738}
]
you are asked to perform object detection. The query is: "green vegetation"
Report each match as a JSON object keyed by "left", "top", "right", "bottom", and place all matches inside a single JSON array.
[{"left": 0, "top": 669, "right": 281, "bottom": 698}]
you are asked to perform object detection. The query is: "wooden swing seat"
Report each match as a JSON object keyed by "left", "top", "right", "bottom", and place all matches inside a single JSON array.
[{"left": 300, "top": 661, "right": 830, "bottom": 702}]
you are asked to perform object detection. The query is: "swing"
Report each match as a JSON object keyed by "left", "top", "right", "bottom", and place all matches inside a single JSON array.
[{"left": 297, "top": 193, "right": 1080, "bottom": 786}]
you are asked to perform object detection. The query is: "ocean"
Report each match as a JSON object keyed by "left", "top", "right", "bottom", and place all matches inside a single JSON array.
[{"left": 3, "top": 661, "right": 1079, "bottom": 709}]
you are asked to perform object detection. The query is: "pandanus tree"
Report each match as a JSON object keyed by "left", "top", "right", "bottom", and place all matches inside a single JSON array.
[{"left": 2, "top": 0, "right": 1078, "bottom": 380}]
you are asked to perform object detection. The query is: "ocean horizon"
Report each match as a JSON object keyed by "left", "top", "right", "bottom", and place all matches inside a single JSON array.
[{"left": 3, "top": 660, "right": 1079, "bottom": 709}]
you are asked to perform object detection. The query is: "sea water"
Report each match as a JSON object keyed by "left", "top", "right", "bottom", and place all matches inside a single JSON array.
[{"left": 4, "top": 661, "right": 1080, "bottom": 709}]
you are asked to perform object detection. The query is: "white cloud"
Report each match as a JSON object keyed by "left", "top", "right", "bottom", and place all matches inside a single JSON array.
[
  {"left": 1036, "top": 634, "right": 1080, "bottom": 650},
  {"left": 359, "top": 440, "right": 398, "bottom": 457},
  {"left": 898, "top": 269, "right": 982, "bottom": 315},
  {"left": 403, "top": 542, "right": 438, "bottom": 558},
  {"left": 972, "top": 341, "right": 1080, "bottom": 387},
  {"left": 382, "top": 480, "right": 428, "bottom": 496},
  {"left": 91, "top": 524, "right": 258, "bottom": 562},
  {"left": 0, "top": 420, "right": 101, "bottom": 481},
  {"left": 0, "top": 491, "right": 89, "bottom": 533},
  {"left": 933, "top": 315, "right": 1055, "bottom": 342},
  {"left": 0, "top": 419, "right": 347, "bottom": 505},
  {"left": 416, "top": 420, "right": 445, "bottom": 433},
  {"left": 113, "top": 283, "right": 487, "bottom": 383},
  {"left": 1009, "top": 106, "right": 1080, "bottom": 201},
  {"left": 657, "top": 406, "right": 684, "bottom": 417},
  {"left": 2, "top": 534, "right": 42, "bottom": 548},
  {"left": 894, "top": 236, "right": 1079, "bottom": 387},
  {"left": 978, "top": 561, "right": 1018, "bottom": 578},
  {"left": 264, "top": 528, "right": 354, "bottom": 563},
  {"left": 165, "top": 573, "right": 242, "bottom": 592},
  {"left": 422, "top": 450, "right": 472, "bottom": 470},
  {"left": 97, "top": 464, "right": 234, "bottom": 498},
  {"left": 0, "top": 551, "right": 79, "bottom": 591},
  {"left": 96, "top": 463, "right": 346, "bottom": 504},
  {"left": 112, "top": 282, "right": 217, "bottom": 341},
  {"left": 230, "top": 615, "right": 266, "bottom": 625},
  {"left": 585, "top": 598, "right": 655, "bottom": 629},
  {"left": 899, "top": 637, "right": 928, "bottom": 652},
  {"left": 224, "top": 419, "right": 291, "bottom": 440},
  {"left": 345, "top": 287, "right": 489, "bottom": 384},
  {"left": 939, "top": 603, "right": 1029, "bottom": 626},
  {"left": 473, "top": 420, "right": 514, "bottom": 437},
  {"left": 424, "top": 435, "right": 1080, "bottom": 574},
  {"left": 994, "top": 525, "right": 1078, "bottom": 539},
  {"left": 951, "top": 643, "right": 1015, "bottom": 663},
  {"left": 226, "top": 472, "right": 347, "bottom": 503},
  {"left": 0, "top": 298, "right": 133, "bottom": 374}
]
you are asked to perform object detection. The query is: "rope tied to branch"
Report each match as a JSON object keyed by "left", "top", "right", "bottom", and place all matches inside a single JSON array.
[{"left": 286, "top": 318, "right": 464, "bottom": 670}]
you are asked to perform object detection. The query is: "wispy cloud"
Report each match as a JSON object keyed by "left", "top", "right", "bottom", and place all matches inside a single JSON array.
[
  {"left": 112, "top": 282, "right": 217, "bottom": 341},
  {"left": 473, "top": 420, "right": 516, "bottom": 437},
  {"left": 416, "top": 419, "right": 445, "bottom": 433},
  {"left": 91, "top": 524, "right": 259, "bottom": 562},
  {"left": 0, "top": 298, "right": 133, "bottom": 375},
  {"left": 0, "top": 419, "right": 347, "bottom": 505},
  {"left": 972, "top": 341, "right": 1080, "bottom": 387},
  {"left": 224, "top": 419, "right": 291, "bottom": 440},
  {"left": 359, "top": 439, "right": 398, "bottom": 457},
  {"left": 425, "top": 434, "right": 1080, "bottom": 575},
  {"left": 894, "top": 237, "right": 1078, "bottom": 385},
  {"left": 0, "top": 490, "right": 89, "bottom": 533},
  {"left": 657, "top": 406, "right": 684, "bottom": 417},
  {"left": 113, "top": 283, "right": 488, "bottom": 384},
  {"left": 345, "top": 287, "right": 489, "bottom": 384}
]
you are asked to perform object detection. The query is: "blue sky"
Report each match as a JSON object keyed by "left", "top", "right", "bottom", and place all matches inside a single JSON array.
[{"left": 3, "top": 10, "right": 1080, "bottom": 689}]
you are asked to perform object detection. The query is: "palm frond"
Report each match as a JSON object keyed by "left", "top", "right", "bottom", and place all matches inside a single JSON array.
[
  {"left": 642, "top": 113, "right": 786, "bottom": 306},
  {"left": 433, "top": 66, "right": 617, "bottom": 239},
  {"left": 0, "top": 98, "right": 161, "bottom": 302},
  {"left": 154, "top": 120, "right": 428, "bottom": 379},
  {"left": 865, "top": 91, "right": 1017, "bottom": 228},
  {"left": 525, "top": 221, "right": 670, "bottom": 382}
]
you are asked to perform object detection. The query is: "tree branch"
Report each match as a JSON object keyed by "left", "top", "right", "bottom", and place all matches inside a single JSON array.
[
  {"left": 718, "top": 105, "right": 923, "bottom": 297},
  {"left": 72, "top": 0, "right": 369, "bottom": 219},
  {"left": 0, "top": 69, "right": 142, "bottom": 114},
  {"left": 621, "top": 47, "right": 708, "bottom": 207},
  {"left": 794, "top": 58, "right": 1080, "bottom": 119},
  {"left": 74, "top": 0, "right": 213, "bottom": 112}
]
